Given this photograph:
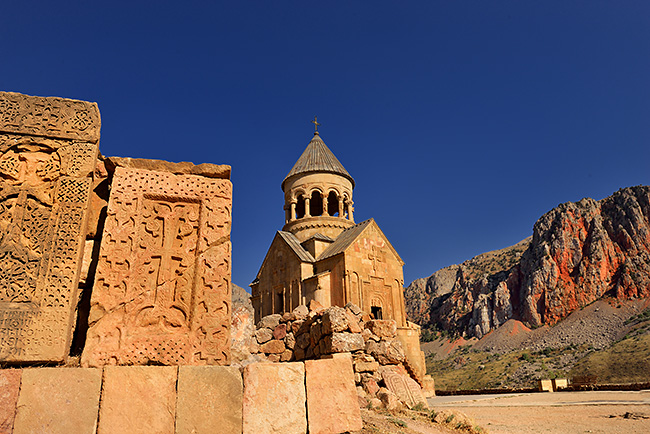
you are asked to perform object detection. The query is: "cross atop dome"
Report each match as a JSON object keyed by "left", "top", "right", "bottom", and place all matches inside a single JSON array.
[{"left": 311, "top": 116, "right": 320, "bottom": 133}]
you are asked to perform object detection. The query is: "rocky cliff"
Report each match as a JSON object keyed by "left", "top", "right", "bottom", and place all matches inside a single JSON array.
[{"left": 405, "top": 186, "right": 650, "bottom": 338}]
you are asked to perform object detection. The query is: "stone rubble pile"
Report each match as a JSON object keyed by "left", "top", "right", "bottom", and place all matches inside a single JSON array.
[{"left": 238, "top": 300, "right": 428, "bottom": 411}]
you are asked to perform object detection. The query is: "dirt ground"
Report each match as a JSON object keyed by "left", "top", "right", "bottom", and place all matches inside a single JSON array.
[{"left": 429, "top": 390, "right": 650, "bottom": 434}]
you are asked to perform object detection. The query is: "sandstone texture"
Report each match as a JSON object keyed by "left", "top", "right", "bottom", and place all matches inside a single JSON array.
[
  {"left": 0, "top": 370, "right": 20, "bottom": 434},
  {"left": 106, "top": 156, "right": 230, "bottom": 179},
  {"left": 13, "top": 368, "right": 102, "bottom": 434},
  {"left": 176, "top": 366, "right": 243, "bottom": 434},
  {"left": 231, "top": 283, "right": 260, "bottom": 366},
  {"left": 305, "top": 358, "right": 363, "bottom": 434},
  {"left": 98, "top": 366, "right": 176, "bottom": 434},
  {"left": 0, "top": 91, "right": 100, "bottom": 362},
  {"left": 249, "top": 302, "right": 433, "bottom": 408},
  {"left": 405, "top": 186, "right": 650, "bottom": 338},
  {"left": 381, "top": 368, "right": 429, "bottom": 409},
  {"left": 82, "top": 166, "right": 232, "bottom": 366},
  {"left": 242, "top": 362, "right": 306, "bottom": 434}
]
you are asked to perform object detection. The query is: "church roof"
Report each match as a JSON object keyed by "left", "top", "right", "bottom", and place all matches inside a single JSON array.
[
  {"left": 317, "top": 218, "right": 404, "bottom": 265},
  {"left": 318, "top": 219, "right": 374, "bottom": 260},
  {"left": 277, "top": 231, "right": 316, "bottom": 262},
  {"left": 282, "top": 132, "right": 355, "bottom": 190}
]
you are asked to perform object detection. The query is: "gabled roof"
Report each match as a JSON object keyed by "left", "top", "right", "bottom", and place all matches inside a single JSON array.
[
  {"left": 318, "top": 219, "right": 373, "bottom": 260},
  {"left": 282, "top": 132, "right": 355, "bottom": 190},
  {"left": 317, "top": 218, "right": 404, "bottom": 265},
  {"left": 277, "top": 231, "right": 316, "bottom": 263},
  {"left": 305, "top": 233, "right": 334, "bottom": 243},
  {"left": 252, "top": 230, "right": 315, "bottom": 283}
]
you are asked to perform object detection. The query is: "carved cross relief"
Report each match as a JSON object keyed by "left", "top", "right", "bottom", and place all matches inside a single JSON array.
[
  {"left": 368, "top": 245, "right": 383, "bottom": 273},
  {"left": 136, "top": 198, "right": 200, "bottom": 331}
]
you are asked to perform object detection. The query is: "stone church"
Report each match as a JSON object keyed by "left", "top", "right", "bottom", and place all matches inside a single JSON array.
[{"left": 251, "top": 128, "right": 427, "bottom": 378}]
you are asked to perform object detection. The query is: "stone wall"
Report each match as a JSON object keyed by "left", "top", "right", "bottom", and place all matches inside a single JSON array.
[
  {"left": 234, "top": 300, "right": 434, "bottom": 410},
  {"left": 0, "top": 359, "right": 362, "bottom": 434},
  {"left": 0, "top": 92, "right": 101, "bottom": 363}
]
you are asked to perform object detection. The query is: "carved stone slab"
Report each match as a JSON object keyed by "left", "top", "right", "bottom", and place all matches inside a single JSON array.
[
  {"left": 0, "top": 92, "right": 100, "bottom": 142},
  {"left": 0, "top": 92, "right": 100, "bottom": 362},
  {"left": 82, "top": 166, "right": 232, "bottom": 366},
  {"left": 381, "top": 370, "right": 429, "bottom": 409}
]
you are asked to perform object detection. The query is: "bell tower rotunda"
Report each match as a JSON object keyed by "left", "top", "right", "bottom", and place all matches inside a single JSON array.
[{"left": 281, "top": 124, "right": 355, "bottom": 242}]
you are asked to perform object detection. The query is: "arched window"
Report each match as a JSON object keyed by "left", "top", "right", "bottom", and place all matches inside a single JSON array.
[
  {"left": 296, "top": 195, "right": 305, "bottom": 219},
  {"left": 327, "top": 191, "right": 339, "bottom": 216},
  {"left": 310, "top": 191, "right": 323, "bottom": 217}
]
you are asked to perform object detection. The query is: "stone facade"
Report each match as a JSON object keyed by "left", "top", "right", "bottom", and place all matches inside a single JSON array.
[
  {"left": 0, "top": 92, "right": 100, "bottom": 362},
  {"left": 0, "top": 91, "right": 233, "bottom": 366},
  {"left": 250, "top": 131, "right": 430, "bottom": 383},
  {"left": 82, "top": 163, "right": 232, "bottom": 367}
]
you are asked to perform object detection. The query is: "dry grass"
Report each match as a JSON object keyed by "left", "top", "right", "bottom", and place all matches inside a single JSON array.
[{"left": 570, "top": 333, "right": 650, "bottom": 384}]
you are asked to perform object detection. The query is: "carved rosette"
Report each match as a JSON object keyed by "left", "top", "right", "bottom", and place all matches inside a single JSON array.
[
  {"left": 0, "top": 91, "right": 100, "bottom": 362},
  {"left": 82, "top": 167, "right": 232, "bottom": 367}
]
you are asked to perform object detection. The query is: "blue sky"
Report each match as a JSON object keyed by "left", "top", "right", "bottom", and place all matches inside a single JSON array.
[{"left": 2, "top": 1, "right": 648, "bottom": 288}]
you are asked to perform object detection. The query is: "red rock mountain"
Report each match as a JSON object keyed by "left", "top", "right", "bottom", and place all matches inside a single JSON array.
[{"left": 405, "top": 186, "right": 650, "bottom": 338}]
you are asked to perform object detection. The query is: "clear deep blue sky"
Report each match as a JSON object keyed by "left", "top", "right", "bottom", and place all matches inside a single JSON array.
[{"left": 2, "top": 1, "right": 648, "bottom": 288}]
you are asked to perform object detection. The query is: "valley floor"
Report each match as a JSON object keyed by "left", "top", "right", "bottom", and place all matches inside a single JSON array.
[{"left": 429, "top": 390, "right": 650, "bottom": 434}]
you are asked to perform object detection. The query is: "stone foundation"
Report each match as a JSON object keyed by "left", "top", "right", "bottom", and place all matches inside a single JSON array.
[
  {"left": 235, "top": 301, "right": 435, "bottom": 409},
  {"left": 0, "top": 362, "right": 362, "bottom": 434}
]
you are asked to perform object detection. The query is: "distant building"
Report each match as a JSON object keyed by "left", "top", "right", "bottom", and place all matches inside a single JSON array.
[{"left": 251, "top": 129, "right": 428, "bottom": 380}]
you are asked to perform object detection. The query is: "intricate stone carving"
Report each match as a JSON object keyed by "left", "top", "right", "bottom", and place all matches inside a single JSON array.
[
  {"left": 0, "top": 91, "right": 99, "bottom": 362},
  {"left": 82, "top": 166, "right": 232, "bottom": 367},
  {"left": 381, "top": 369, "right": 428, "bottom": 409},
  {"left": 0, "top": 92, "right": 100, "bottom": 142}
]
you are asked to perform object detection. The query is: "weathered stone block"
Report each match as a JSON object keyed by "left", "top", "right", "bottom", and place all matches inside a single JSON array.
[
  {"left": 13, "top": 368, "right": 102, "bottom": 434},
  {"left": 377, "top": 388, "right": 402, "bottom": 411},
  {"left": 285, "top": 332, "right": 296, "bottom": 349},
  {"left": 366, "top": 339, "right": 405, "bottom": 364},
  {"left": 365, "top": 320, "right": 397, "bottom": 338},
  {"left": 255, "top": 328, "right": 273, "bottom": 344},
  {"left": 0, "top": 91, "right": 100, "bottom": 362},
  {"left": 105, "top": 156, "right": 230, "bottom": 179},
  {"left": 324, "top": 332, "right": 365, "bottom": 353},
  {"left": 273, "top": 323, "right": 287, "bottom": 340},
  {"left": 292, "top": 305, "right": 308, "bottom": 320},
  {"left": 98, "top": 366, "right": 177, "bottom": 434},
  {"left": 176, "top": 366, "right": 242, "bottom": 434},
  {"left": 381, "top": 369, "right": 429, "bottom": 409},
  {"left": 321, "top": 306, "right": 349, "bottom": 334},
  {"left": 82, "top": 166, "right": 232, "bottom": 367},
  {"left": 257, "top": 314, "right": 281, "bottom": 330},
  {"left": 260, "top": 339, "right": 285, "bottom": 354},
  {"left": 305, "top": 358, "right": 363, "bottom": 434},
  {"left": 354, "top": 360, "right": 380, "bottom": 372},
  {"left": 0, "top": 370, "right": 21, "bottom": 434},
  {"left": 243, "top": 362, "right": 306, "bottom": 434},
  {"left": 231, "top": 305, "right": 257, "bottom": 365}
]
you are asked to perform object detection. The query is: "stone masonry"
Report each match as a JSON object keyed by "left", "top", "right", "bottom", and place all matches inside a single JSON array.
[
  {"left": 82, "top": 163, "right": 232, "bottom": 367},
  {"left": 0, "top": 91, "right": 100, "bottom": 362},
  {"left": 234, "top": 300, "right": 433, "bottom": 410}
]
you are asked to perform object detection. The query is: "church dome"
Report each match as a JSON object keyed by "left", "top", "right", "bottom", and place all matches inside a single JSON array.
[{"left": 281, "top": 132, "right": 355, "bottom": 190}]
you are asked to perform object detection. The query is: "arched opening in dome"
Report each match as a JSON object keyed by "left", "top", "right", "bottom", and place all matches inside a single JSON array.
[
  {"left": 296, "top": 195, "right": 306, "bottom": 219},
  {"left": 327, "top": 191, "right": 339, "bottom": 216},
  {"left": 310, "top": 191, "right": 323, "bottom": 217}
]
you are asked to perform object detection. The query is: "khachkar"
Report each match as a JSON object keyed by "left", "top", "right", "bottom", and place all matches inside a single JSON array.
[
  {"left": 82, "top": 159, "right": 232, "bottom": 367},
  {"left": 0, "top": 91, "right": 100, "bottom": 362}
]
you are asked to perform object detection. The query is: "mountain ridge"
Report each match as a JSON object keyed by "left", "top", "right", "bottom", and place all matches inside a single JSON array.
[{"left": 405, "top": 185, "right": 650, "bottom": 338}]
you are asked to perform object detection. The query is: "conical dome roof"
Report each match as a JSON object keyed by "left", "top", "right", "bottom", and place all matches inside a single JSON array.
[{"left": 282, "top": 132, "right": 355, "bottom": 190}]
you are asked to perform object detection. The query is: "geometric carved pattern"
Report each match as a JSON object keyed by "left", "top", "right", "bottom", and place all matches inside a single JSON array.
[
  {"left": 381, "top": 370, "right": 429, "bottom": 409},
  {"left": 0, "top": 92, "right": 100, "bottom": 142},
  {"left": 81, "top": 166, "right": 232, "bottom": 367},
  {"left": 0, "top": 91, "right": 100, "bottom": 362}
]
